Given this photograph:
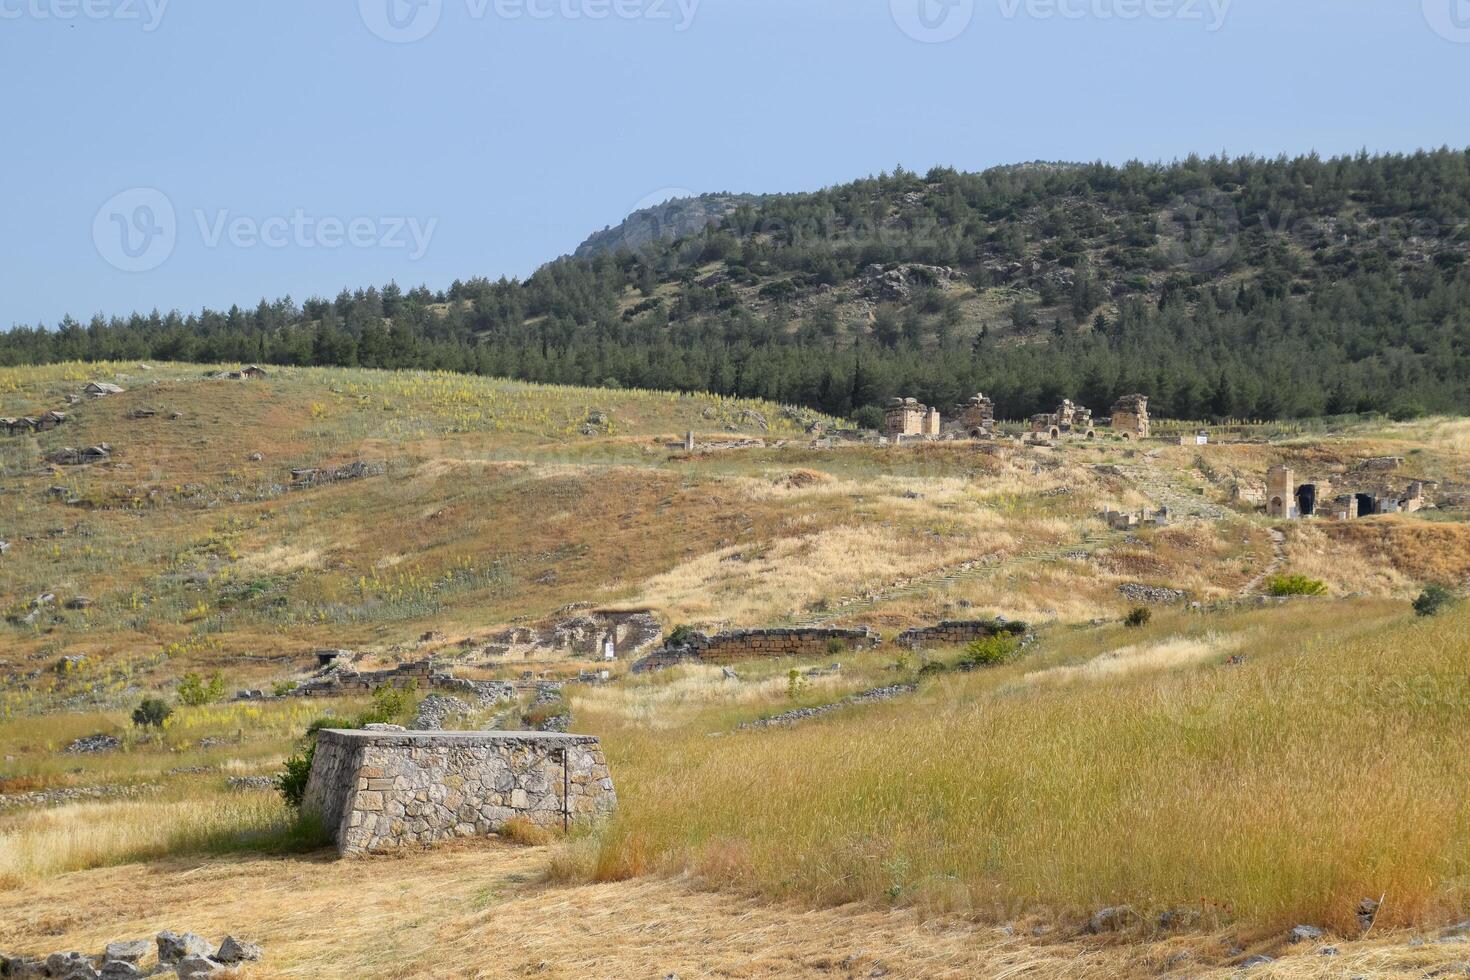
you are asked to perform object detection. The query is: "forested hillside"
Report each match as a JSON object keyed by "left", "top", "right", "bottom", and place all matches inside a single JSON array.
[{"left": 8, "top": 149, "right": 1470, "bottom": 422}]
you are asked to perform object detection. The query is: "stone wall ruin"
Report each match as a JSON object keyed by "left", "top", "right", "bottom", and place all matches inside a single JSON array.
[
  {"left": 303, "top": 730, "right": 616, "bottom": 856},
  {"left": 633, "top": 627, "right": 881, "bottom": 672}
]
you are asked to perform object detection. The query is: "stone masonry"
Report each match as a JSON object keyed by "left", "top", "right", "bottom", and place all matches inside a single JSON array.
[
  {"left": 894, "top": 619, "right": 1030, "bottom": 651},
  {"left": 633, "top": 627, "right": 881, "bottom": 671},
  {"left": 303, "top": 730, "right": 616, "bottom": 856}
]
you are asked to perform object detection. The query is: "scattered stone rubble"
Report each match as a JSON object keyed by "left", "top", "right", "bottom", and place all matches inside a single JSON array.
[
  {"left": 288, "top": 460, "right": 386, "bottom": 490},
  {"left": 410, "top": 694, "right": 474, "bottom": 731},
  {"left": 738, "top": 684, "right": 918, "bottom": 730},
  {"left": 1, "top": 932, "right": 261, "bottom": 979},
  {"left": 1117, "top": 583, "right": 1190, "bottom": 605},
  {"left": 238, "top": 659, "right": 515, "bottom": 707},
  {"left": 63, "top": 733, "right": 121, "bottom": 755}
]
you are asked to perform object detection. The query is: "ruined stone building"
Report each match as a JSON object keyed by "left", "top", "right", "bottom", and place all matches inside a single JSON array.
[
  {"left": 961, "top": 393, "right": 996, "bottom": 438},
  {"left": 1267, "top": 465, "right": 1299, "bottom": 518},
  {"left": 885, "top": 398, "right": 940, "bottom": 439},
  {"left": 1110, "top": 394, "right": 1151, "bottom": 440},
  {"left": 1264, "top": 464, "right": 1431, "bottom": 521},
  {"left": 1031, "top": 400, "right": 1095, "bottom": 440}
]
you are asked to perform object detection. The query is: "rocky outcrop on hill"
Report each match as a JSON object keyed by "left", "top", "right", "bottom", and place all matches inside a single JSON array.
[{"left": 574, "top": 193, "right": 766, "bottom": 258}]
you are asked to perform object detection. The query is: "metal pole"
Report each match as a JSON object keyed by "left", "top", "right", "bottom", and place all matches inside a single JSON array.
[{"left": 562, "top": 746, "right": 570, "bottom": 833}]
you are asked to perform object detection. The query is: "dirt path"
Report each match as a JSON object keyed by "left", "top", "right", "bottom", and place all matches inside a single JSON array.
[
  {"left": 1241, "top": 527, "right": 1288, "bottom": 597},
  {"left": 0, "top": 843, "right": 1463, "bottom": 979}
]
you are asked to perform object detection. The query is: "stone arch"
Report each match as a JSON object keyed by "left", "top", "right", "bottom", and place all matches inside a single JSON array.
[{"left": 1049, "top": 427, "right": 1061, "bottom": 440}]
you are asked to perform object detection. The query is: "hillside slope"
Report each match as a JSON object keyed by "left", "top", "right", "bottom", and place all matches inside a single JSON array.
[{"left": 7, "top": 148, "right": 1470, "bottom": 422}]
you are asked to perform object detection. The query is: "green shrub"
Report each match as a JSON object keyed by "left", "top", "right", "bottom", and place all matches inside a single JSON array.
[
  {"left": 1414, "top": 585, "right": 1458, "bottom": 618},
  {"left": 273, "top": 680, "right": 300, "bottom": 697},
  {"left": 1269, "top": 574, "right": 1329, "bottom": 597},
  {"left": 826, "top": 638, "right": 847, "bottom": 656},
  {"left": 177, "top": 671, "right": 226, "bottom": 707},
  {"left": 961, "top": 635, "right": 1017, "bottom": 668},
  {"left": 357, "top": 683, "right": 416, "bottom": 726},
  {"left": 306, "top": 715, "right": 354, "bottom": 736},
  {"left": 131, "top": 697, "right": 173, "bottom": 729},
  {"left": 787, "top": 668, "right": 809, "bottom": 701},
  {"left": 668, "top": 624, "right": 697, "bottom": 647},
  {"left": 278, "top": 745, "right": 315, "bottom": 810},
  {"left": 1124, "top": 607, "right": 1152, "bottom": 629}
]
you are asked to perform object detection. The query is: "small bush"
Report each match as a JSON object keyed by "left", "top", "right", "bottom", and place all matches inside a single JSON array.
[
  {"left": 278, "top": 745, "right": 315, "bottom": 810},
  {"left": 358, "top": 683, "right": 416, "bottom": 726},
  {"left": 273, "top": 680, "right": 300, "bottom": 697},
  {"left": 177, "top": 671, "right": 226, "bottom": 707},
  {"left": 1269, "top": 574, "right": 1329, "bottom": 597},
  {"left": 1124, "top": 607, "right": 1152, "bottom": 629},
  {"left": 826, "top": 638, "right": 847, "bottom": 656},
  {"left": 786, "top": 669, "right": 809, "bottom": 701},
  {"left": 961, "top": 635, "right": 1017, "bottom": 668},
  {"left": 668, "top": 624, "right": 698, "bottom": 647},
  {"left": 1414, "top": 585, "right": 1458, "bottom": 618},
  {"left": 131, "top": 697, "right": 173, "bottom": 729}
]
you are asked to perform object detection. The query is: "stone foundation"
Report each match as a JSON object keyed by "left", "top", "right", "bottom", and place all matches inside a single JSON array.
[
  {"left": 633, "top": 627, "right": 880, "bottom": 671},
  {"left": 894, "top": 619, "right": 1029, "bottom": 651},
  {"left": 302, "top": 730, "right": 616, "bottom": 856}
]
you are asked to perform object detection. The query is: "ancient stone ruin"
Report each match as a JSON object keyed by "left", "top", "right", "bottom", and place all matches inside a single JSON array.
[
  {"left": 1031, "top": 400, "right": 1095, "bottom": 440},
  {"left": 303, "top": 730, "right": 616, "bottom": 856},
  {"left": 884, "top": 397, "right": 940, "bottom": 439},
  {"left": 1100, "top": 506, "right": 1171, "bottom": 531},
  {"left": 478, "top": 609, "right": 663, "bottom": 662},
  {"left": 633, "top": 627, "right": 881, "bottom": 672},
  {"left": 235, "top": 658, "right": 515, "bottom": 706},
  {"left": 1109, "top": 394, "right": 1151, "bottom": 439},
  {"left": 1265, "top": 464, "right": 1432, "bottom": 521},
  {"left": 961, "top": 393, "right": 996, "bottom": 439},
  {"left": 894, "top": 618, "right": 1029, "bottom": 651}
]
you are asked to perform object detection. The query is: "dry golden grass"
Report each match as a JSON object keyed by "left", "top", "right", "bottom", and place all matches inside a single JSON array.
[
  {"left": 1, "top": 842, "right": 1468, "bottom": 979},
  {"left": 0, "top": 791, "right": 297, "bottom": 885},
  {"left": 577, "top": 602, "right": 1470, "bottom": 935}
]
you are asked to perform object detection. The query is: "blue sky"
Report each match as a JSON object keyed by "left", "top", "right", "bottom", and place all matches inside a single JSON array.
[{"left": 1, "top": 0, "right": 1466, "bottom": 327}]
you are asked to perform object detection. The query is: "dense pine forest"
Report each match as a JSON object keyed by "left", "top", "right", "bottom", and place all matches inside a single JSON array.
[{"left": 7, "top": 148, "right": 1470, "bottom": 423}]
